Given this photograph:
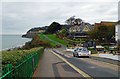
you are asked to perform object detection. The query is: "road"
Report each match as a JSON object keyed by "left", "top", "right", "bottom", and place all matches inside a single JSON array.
[
  {"left": 33, "top": 47, "right": 119, "bottom": 79},
  {"left": 33, "top": 48, "right": 84, "bottom": 78}
]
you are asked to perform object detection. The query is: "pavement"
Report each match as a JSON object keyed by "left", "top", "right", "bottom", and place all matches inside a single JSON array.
[
  {"left": 33, "top": 47, "right": 119, "bottom": 79},
  {"left": 33, "top": 48, "right": 84, "bottom": 78},
  {"left": 98, "top": 54, "right": 120, "bottom": 61}
]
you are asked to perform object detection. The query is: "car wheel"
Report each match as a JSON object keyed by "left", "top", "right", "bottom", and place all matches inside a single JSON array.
[
  {"left": 77, "top": 53, "right": 79, "bottom": 57},
  {"left": 88, "top": 56, "right": 90, "bottom": 58}
]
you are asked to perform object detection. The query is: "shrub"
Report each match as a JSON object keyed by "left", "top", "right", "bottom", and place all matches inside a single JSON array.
[
  {"left": 22, "top": 35, "right": 50, "bottom": 49},
  {"left": 91, "top": 50, "right": 98, "bottom": 54},
  {"left": 2, "top": 47, "right": 44, "bottom": 67}
]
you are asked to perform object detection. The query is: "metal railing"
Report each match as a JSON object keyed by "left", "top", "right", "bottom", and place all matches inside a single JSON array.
[{"left": 1, "top": 48, "right": 44, "bottom": 79}]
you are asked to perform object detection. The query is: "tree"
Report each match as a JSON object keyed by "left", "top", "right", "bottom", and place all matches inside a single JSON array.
[
  {"left": 45, "top": 22, "right": 62, "bottom": 34},
  {"left": 87, "top": 25, "right": 115, "bottom": 44},
  {"left": 65, "top": 16, "right": 75, "bottom": 25},
  {"left": 65, "top": 16, "right": 83, "bottom": 26}
]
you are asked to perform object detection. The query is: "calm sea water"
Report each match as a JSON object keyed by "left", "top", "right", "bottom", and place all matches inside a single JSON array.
[{"left": 0, "top": 35, "right": 31, "bottom": 50}]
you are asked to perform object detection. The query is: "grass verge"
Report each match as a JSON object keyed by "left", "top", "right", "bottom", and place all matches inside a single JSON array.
[
  {"left": 39, "top": 33, "right": 68, "bottom": 47},
  {"left": 46, "top": 34, "right": 68, "bottom": 46}
]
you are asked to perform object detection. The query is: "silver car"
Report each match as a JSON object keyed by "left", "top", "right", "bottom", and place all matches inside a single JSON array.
[{"left": 73, "top": 47, "right": 91, "bottom": 57}]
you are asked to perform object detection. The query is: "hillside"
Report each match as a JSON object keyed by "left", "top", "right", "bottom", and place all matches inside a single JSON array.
[{"left": 22, "top": 26, "right": 48, "bottom": 38}]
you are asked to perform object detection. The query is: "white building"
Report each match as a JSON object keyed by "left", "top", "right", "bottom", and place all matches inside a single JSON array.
[{"left": 115, "top": 21, "right": 120, "bottom": 43}]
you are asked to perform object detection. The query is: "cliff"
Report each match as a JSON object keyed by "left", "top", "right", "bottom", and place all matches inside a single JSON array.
[{"left": 22, "top": 26, "right": 48, "bottom": 38}]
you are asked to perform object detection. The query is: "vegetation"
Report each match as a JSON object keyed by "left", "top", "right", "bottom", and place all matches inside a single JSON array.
[
  {"left": 88, "top": 48, "right": 97, "bottom": 54},
  {"left": 46, "top": 34, "right": 68, "bottom": 46},
  {"left": 45, "top": 22, "right": 62, "bottom": 34},
  {"left": 91, "top": 50, "right": 98, "bottom": 54},
  {"left": 23, "top": 33, "right": 68, "bottom": 48},
  {"left": 38, "top": 33, "right": 69, "bottom": 47},
  {"left": 22, "top": 35, "right": 50, "bottom": 49},
  {"left": 22, "top": 26, "right": 48, "bottom": 38},
  {"left": 87, "top": 25, "right": 115, "bottom": 44},
  {"left": 38, "top": 34, "right": 58, "bottom": 47},
  {"left": 2, "top": 47, "right": 44, "bottom": 67},
  {"left": 65, "top": 16, "right": 82, "bottom": 25},
  {"left": 56, "top": 28, "right": 68, "bottom": 38}
]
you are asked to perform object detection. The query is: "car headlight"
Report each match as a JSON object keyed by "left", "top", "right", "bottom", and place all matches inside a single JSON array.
[
  {"left": 89, "top": 51, "right": 91, "bottom": 54},
  {"left": 78, "top": 53, "right": 81, "bottom": 55}
]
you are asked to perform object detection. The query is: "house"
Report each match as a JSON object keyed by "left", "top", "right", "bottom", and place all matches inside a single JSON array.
[
  {"left": 68, "top": 32, "right": 87, "bottom": 38},
  {"left": 69, "top": 22, "right": 93, "bottom": 33},
  {"left": 94, "top": 21, "right": 116, "bottom": 27},
  {"left": 115, "top": 21, "right": 120, "bottom": 44},
  {"left": 82, "top": 23, "right": 93, "bottom": 32},
  {"left": 68, "top": 22, "right": 93, "bottom": 38},
  {"left": 64, "top": 18, "right": 93, "bottom": 38},
  {"left": 65, "top": 17, "right": 93, "bottom": 33}
]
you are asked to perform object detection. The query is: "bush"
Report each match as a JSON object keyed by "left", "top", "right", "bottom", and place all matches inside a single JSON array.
[
  {"left": 88, "top": 48, "right": 94, "bottom": 50},
  {"left": 91, "top": 50, "right": 98, "bottom": 54},
  {"left": 22, "top": 35, "right": 50, "bottom": 49},
  {"left": 2, "top": 47, "right": 44, "bottom": 67}
]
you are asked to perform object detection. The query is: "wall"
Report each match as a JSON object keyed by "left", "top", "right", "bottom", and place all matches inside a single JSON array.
[{"left": 115, "top": 24, "right": 120, "bottom": 43}]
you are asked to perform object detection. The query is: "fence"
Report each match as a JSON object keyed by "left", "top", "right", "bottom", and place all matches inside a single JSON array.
[{"left": 1, "top": 48, "right": 44, "bottom": 79}]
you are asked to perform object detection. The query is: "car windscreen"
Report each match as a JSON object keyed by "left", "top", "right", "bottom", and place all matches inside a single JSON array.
[{"left": 82, "top": 48, "right": 89, "bottom": 52}]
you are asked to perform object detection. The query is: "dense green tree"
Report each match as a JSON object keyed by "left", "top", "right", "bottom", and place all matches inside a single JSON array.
[
  {"left": 87, "top": 25, "right": 115, "bottom": 43},
  {"left": 45, "top": 22, "right": 62, "bottom": 34}
]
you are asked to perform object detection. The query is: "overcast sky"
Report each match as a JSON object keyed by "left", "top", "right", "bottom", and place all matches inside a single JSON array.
[{"left": 1, "top": 0, "right": 120, "bottom": 34}]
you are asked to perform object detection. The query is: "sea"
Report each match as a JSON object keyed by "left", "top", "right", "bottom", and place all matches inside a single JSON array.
[{"left": 0, "top": 35, "right": 32, "bottom": 51}]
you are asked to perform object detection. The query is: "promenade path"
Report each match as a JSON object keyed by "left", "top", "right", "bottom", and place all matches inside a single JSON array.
[{"left": 33, "top": 48, "right": 83, "bottom": 78}]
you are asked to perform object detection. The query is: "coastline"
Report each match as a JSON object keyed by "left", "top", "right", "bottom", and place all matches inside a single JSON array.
[
  {"left": 0, "top": 44, "right": 24, "bottom": 51},
  {"left": 0, "top": 35, "right": 32, "bottom": 52}
]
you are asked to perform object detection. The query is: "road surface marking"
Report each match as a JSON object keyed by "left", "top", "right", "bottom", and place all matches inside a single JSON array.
[
  {"left": 50, "top": 50, "right": 93, "bottom": 79},
  {"left": 53, "top": 49, "right": 73, "bottom": 58},
  {"left": 55, "top": 49, "right": 119, "bottom": 66}
]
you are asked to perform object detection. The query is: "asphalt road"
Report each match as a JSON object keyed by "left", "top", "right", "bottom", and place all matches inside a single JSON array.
[
  {"left": 33, "top": 48, "right": 119, "bottom": 79},
  {"left": 33, "top": 48, "right": 84, "bottom": 78}
]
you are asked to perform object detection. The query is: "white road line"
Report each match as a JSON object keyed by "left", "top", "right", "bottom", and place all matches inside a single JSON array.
[
  {"left": 55, "top": 49, "right": 119, "bottom": 66},
  {"left": 53, "top": 49, "right": 73, "bottom": 58},
  {"left": 50, "top": 50, "right": 93, "bottom": 79}
]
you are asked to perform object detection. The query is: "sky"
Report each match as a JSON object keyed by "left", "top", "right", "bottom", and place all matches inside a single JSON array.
[{"left": 1, "top": 0, "right": 120, "bottom": 34}]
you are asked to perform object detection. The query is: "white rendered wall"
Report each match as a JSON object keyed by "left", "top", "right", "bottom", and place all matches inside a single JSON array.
[{"left": 115, "top": 24, "right": 120, "bottom": 42}]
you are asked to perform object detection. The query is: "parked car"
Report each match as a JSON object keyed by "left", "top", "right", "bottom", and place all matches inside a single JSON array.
[{"left": 73, "top": 47, "right": 91, "bottom": 57}]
